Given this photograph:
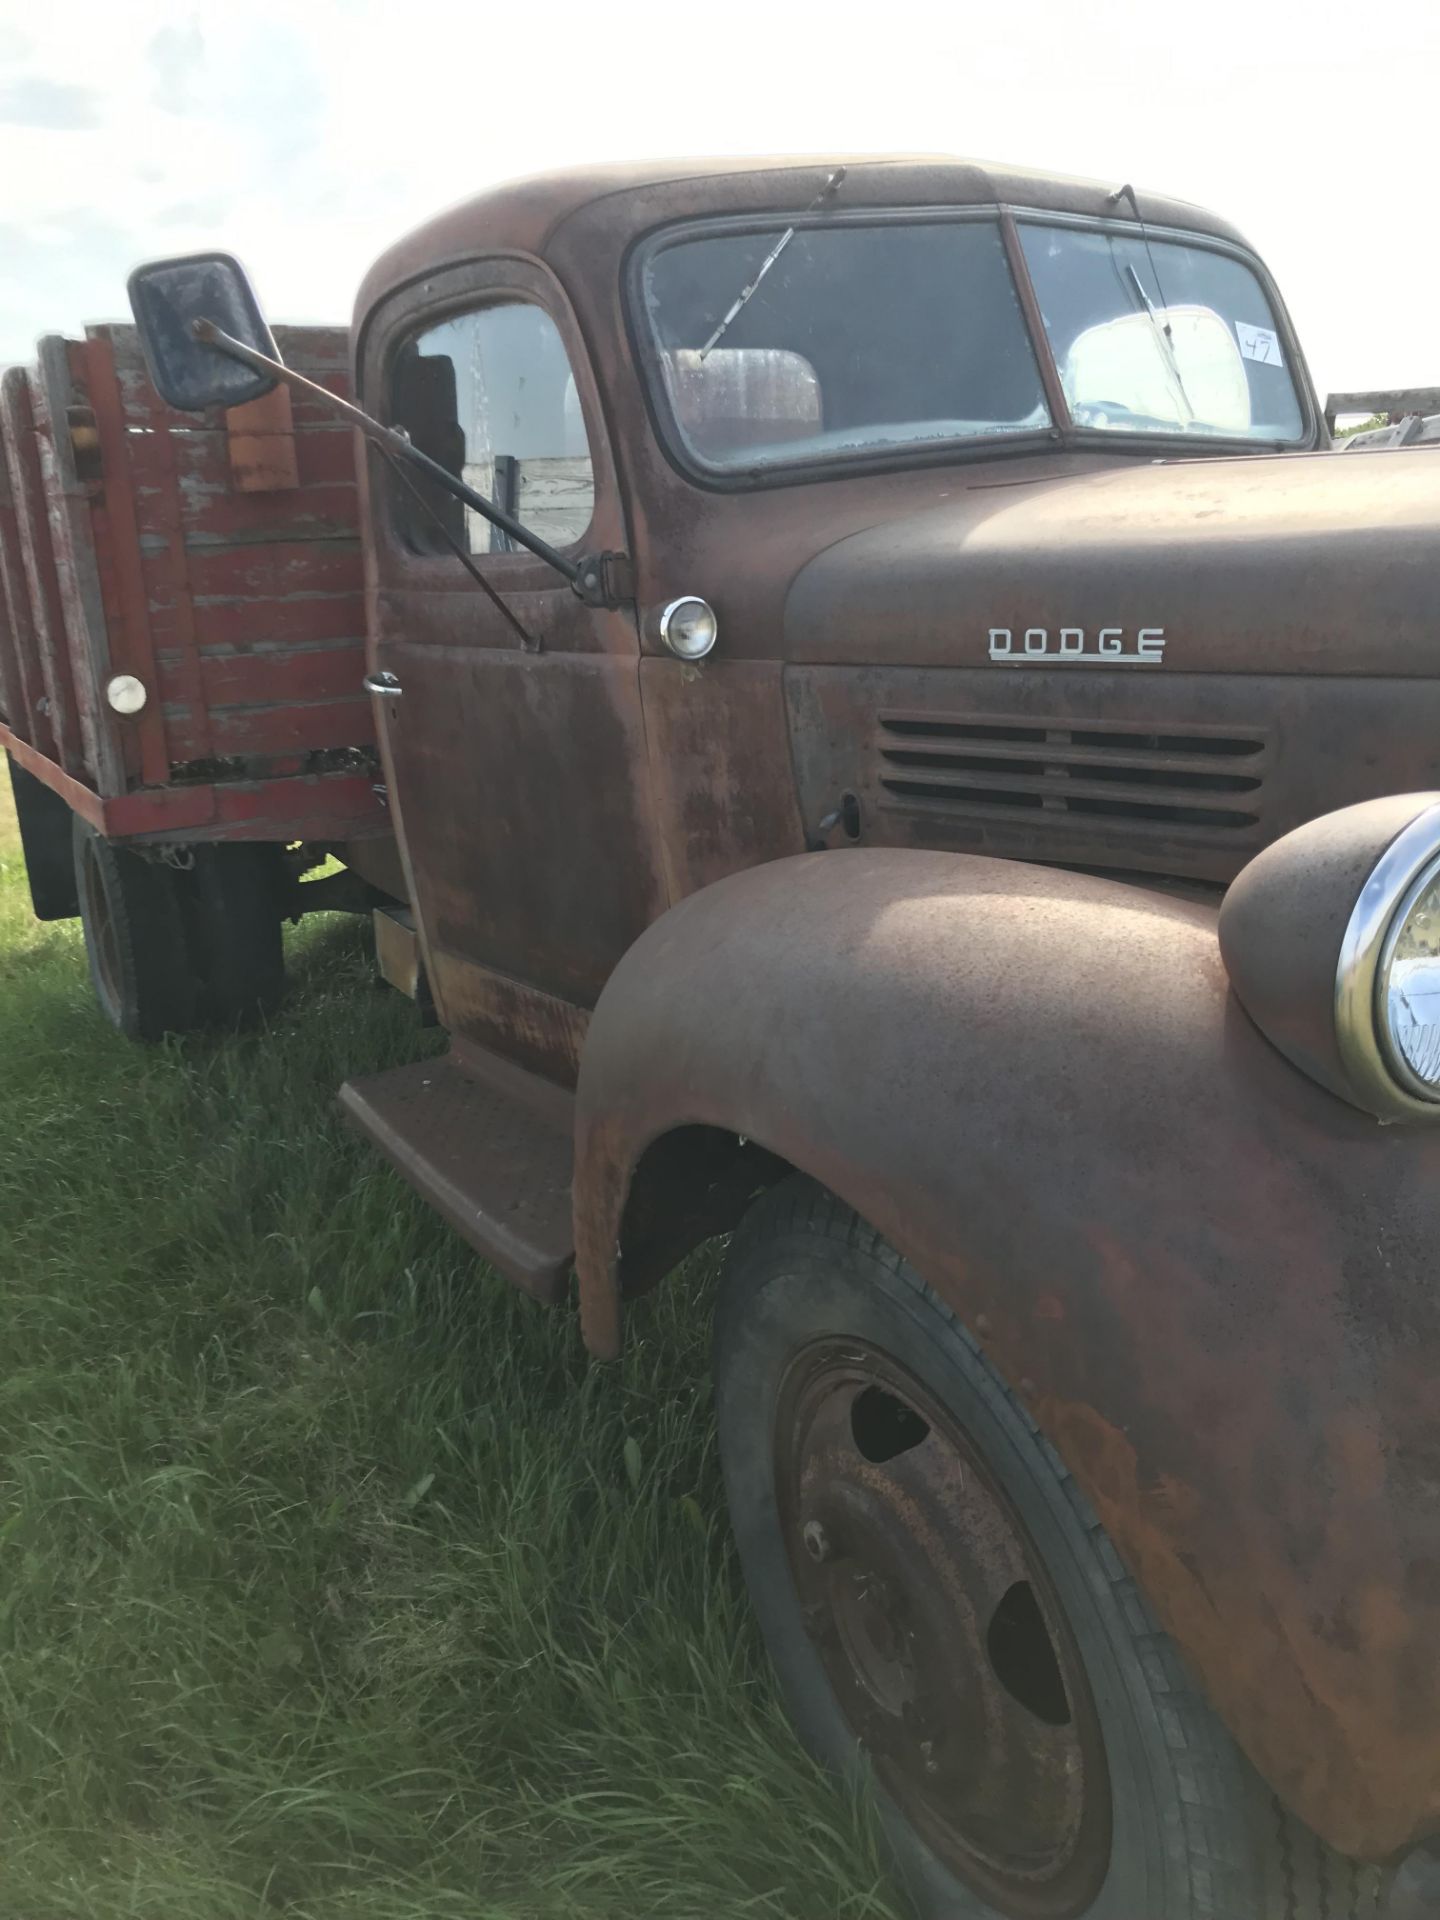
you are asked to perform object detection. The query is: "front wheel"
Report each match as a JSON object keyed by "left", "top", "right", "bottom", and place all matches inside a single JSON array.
[{"left": 713, "top": 1177, "right": 1383, "bottom": 1920}]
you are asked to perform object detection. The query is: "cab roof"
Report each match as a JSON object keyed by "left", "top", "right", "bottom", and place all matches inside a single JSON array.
[{"left": 353, "top": 153, "right": 1254, "bottom": 332}]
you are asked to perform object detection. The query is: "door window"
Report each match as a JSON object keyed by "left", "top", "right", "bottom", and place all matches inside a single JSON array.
[{"left": 389, "top": 302, "right": 594, "bottom": 555}]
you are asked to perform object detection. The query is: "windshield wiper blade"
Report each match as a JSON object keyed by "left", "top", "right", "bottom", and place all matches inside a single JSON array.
[
  {"left": 698, "top": 166, "right": 846, "bottom": 362},
  {"left": 1123, "top": 261, "right": 1197, "bottom": 426}
]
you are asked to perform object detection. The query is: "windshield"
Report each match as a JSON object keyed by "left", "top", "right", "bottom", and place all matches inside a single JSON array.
[
  {"left": 639, "top": 219, "right": 1051, "bottom": 472},
  {"left": 1016, "top": 223, "right": 1305, "bottom": 442},
  {"left": 638, "top": 214, "right": 1308, "bottom": 476}
]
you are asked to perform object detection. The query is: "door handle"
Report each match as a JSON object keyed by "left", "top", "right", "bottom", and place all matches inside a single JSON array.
[{"left": 363, "top": 670, "right": 403, "bottom": 697}]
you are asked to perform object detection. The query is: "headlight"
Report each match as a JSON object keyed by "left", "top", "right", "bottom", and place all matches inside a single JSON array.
[
  {"left": 1221, "top": 794, "right": 1440, "bottom": 1123},
  {"left": 1334, "top": 804, "right": 1440, "bottom": 1118},
  {"left": 1378, "top": 852, "right": 1440, "bottom": 1100}
]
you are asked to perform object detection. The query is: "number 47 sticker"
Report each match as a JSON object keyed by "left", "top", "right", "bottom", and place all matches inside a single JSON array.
[{"left": 1237, "top": 321, "right": 1284, "bottom": 366}]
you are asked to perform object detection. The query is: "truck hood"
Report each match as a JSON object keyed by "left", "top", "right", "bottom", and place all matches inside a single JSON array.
[{"left": 783, "top": 448, "right": 1440, "bottom": 677}]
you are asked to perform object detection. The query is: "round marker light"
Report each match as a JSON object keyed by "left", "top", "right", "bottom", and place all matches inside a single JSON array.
[
  {"left": 658, "top": 596, "right": 718, "bottom": 661},
  {"left": 1379, "top": 853, "right": 1440, "bottom": 1101},
  {"left": 106, "top": 673, "right": 148, "bottom": 715}
]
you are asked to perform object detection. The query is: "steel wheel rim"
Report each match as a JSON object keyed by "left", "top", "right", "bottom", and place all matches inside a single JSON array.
[
  {"left": 79, "top": 838, "right": 122, "bottom": 1019},
  {"left": 775, "top": 1338, "right": 1112, "bottom": 1918}
]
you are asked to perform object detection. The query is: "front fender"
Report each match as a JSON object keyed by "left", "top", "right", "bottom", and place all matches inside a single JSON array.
[{"left": 573, "top": 847, "right": 1440, "bottom": 1861}]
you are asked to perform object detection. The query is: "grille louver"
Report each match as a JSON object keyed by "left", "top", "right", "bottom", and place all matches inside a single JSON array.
[{"left": 877, "top": 713, "right": 1267, "bottom": 837}]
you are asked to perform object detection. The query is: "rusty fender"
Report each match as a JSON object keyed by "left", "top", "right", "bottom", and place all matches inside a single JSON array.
[{"left": 572, "top": 846, "right": 1440, "bottom": 1862}]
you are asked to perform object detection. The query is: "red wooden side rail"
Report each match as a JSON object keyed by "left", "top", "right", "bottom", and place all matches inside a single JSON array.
[{"left": 0, "top": 323, "right": 385, "bottom": 847}]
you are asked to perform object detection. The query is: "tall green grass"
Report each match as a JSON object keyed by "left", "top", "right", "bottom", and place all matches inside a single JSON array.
[{"left": 0, "top": 786, "right": 902, "bottom": 1919}]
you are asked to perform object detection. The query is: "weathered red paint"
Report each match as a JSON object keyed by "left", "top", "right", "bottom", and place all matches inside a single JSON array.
[
  {"left": 0, "top": 716, "right": 381, "bottom": 843},
  {"left": 31, "top": 340, "right": 123, "bottom": 794},
  {"left": 0, "top": 321, "right": 386, "bottom": 850},
  {"left": 0, "top": 724, "right": 106, "bottom": 827},
  {"left": 1, "top": 366, "right": 82, "bottom": 776},
  {"left": 188, "top": 642, "right": 366, "bottom": 708},
  {"left": 0, "top": 423, "right": 49, "bottom": 751},
  {"left": 85, "top": 331, "right": 170, "bottom": 786},
  {"left": 224, "top": 383, "right": 300, "bottom": 493}
]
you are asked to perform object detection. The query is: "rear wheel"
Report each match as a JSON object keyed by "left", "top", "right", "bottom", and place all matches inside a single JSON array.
[
  {"left": 178, "top": 843, "right": 285, "bottom": 1028},
  {"left": 73, "top": 817, "right": 197, "bottom": 1040},
  {"left": 713, "top": 1176, "right": 1384, "bottom": 1920},
  {"left": 73, "top": 823, "right": 285, "bottom": 1039}
]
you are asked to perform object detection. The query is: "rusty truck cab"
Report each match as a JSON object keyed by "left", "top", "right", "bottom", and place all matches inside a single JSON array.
[
  {"left": 351, "top": 154, "right": 1440, "bottom": 1058},
  {"left": 127, "top": 158, "right": 1440, "bottom": 1916},
  {"left": 352, "top": 161, "right": 1309, "bottom": 1061},
  {"left": 327, "top": 159, "right": 1440, "bottom": 1913}
]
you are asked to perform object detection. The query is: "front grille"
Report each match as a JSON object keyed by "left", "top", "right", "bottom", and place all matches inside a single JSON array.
[{"left": 876, "top": 712, "right": 1267, "bottom": 836}]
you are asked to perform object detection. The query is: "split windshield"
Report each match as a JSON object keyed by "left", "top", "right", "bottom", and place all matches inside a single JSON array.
[{"left": 638, "top": 215, "right": 1304, "bottom": 475}]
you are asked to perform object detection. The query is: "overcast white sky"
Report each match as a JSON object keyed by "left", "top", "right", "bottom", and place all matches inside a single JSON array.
[{"left": 1, "top": 0, "right": 1436, "bottom": 402}]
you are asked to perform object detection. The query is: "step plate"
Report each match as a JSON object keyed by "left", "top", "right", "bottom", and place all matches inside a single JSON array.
[{"left": 339, "top": 1044, "right": 574, "bottom": 1301}]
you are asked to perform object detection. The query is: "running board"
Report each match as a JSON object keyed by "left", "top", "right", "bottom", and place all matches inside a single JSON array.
[{"left": 338, "top": 1042, "right": 575, "bottom": 1302}]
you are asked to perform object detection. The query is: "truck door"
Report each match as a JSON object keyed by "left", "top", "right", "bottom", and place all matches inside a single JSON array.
[{"left": 360, "top": 259, "right": 667, "bottom": 1078}]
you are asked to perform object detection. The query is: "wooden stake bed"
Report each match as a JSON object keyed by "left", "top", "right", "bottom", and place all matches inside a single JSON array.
[{"left": 0, "top": 323, "right": 385, "bottom": 845}]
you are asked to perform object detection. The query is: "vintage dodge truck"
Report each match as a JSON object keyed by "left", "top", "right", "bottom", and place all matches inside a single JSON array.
[{"left": 5, "top": 157, "right": 1440, "bottom": 1919}]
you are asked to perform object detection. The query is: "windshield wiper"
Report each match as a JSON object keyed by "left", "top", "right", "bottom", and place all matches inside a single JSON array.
[
  {"left": 698, "top": 166, "right": 847, "bottom": 361},
  {"left": 1122, "top": 259, "right": 1197, "bottom": 427},
  {"left": 1103, "top": 186, "right": 1196, "bottom": 429}
]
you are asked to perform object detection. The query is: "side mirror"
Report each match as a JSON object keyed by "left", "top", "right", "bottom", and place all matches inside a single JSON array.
[{"left": 126, "top": 252, "right": 280, "bottom": 413}]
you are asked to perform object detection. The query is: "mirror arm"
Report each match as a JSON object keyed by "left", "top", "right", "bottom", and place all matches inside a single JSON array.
[{"left": 191, "top": 318, "right": 600, "bottom": 594}]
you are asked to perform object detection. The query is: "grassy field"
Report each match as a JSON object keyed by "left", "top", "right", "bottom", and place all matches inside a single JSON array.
[{"left": 0, "top": 780, "right": 903, "bottom": 1920}]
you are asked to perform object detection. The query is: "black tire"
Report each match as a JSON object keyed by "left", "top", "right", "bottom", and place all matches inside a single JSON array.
[
  {"left": 177, "top": 843, "right": 285, "bottom": 1028},
  {"left": 72, "top": 816, "right": 198, "bottom": 1040},
  {"left": 713, "top": 1176, "right": 1384, "bottom": 1920}
]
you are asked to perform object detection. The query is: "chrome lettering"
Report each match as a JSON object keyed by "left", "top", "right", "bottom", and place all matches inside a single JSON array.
[{"left": 987, "top": 624, "right": 1167, "bottom": 665}]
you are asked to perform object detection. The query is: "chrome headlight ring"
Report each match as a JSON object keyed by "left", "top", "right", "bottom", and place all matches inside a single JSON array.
[
  {"left": 657, "top": 596, "right": 718, "bottom": 661},
  {"left": 1335, "top": 801, "right": 1440, "bottom": 1121}
]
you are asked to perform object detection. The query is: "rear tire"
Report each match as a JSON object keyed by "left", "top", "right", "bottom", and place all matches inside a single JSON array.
[
  {"left": 713, "top": 1175, "right": 1384, "bottom": 1920},
  {"left": 73, "top": 824, "right": 286, "bottom": 1039},
  {"left": 178, "top": 843, "right": 285, "bottom": 1028},
  {"left": 72, "top": 817, "right": 197, "bottom": 1040}
]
